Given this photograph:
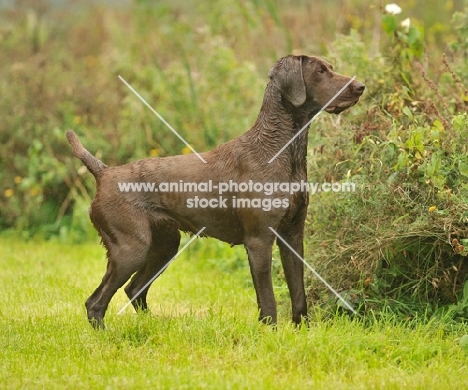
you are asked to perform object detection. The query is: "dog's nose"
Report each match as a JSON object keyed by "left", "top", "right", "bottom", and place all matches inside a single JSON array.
[{"left": 353, "top": 81, "right": 365, "bottom": 94}]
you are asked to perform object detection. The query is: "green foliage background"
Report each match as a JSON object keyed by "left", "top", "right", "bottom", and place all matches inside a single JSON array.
[{"left": 1, "top": 0, "right": 468, "bottom": 315}]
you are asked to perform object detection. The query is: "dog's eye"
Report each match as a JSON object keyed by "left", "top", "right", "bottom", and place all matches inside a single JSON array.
[{"left": 317, "top": 68, "right": 326, "bottom": 74}]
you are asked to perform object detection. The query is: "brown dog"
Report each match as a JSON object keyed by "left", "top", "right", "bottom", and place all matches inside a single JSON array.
[{"left": 67, "top": 55, "right": 364, "bottom": 328}]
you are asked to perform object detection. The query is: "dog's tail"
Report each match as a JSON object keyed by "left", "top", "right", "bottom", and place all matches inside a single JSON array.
[{"left": 66, "top": 130, "right": 107, "bottom": 178}]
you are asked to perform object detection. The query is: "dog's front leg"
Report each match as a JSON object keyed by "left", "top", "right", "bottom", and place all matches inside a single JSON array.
[
  {"left": 244, "top": 236, "right": 276, "bottom": 325},
  {"left": 276, "top": 201, "right": 308, "bottom": 325},
  {"left": 277, "top": 227, "right": 308, "bottom": 325}
]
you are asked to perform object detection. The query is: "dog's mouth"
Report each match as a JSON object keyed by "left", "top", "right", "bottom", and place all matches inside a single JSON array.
[{"left": 324, "top": 99, "right": 360, "bottom": 114}]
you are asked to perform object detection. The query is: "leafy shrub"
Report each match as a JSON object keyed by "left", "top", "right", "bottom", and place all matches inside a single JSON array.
[
  {"left": 0, "top": 1, "right": 267, "bottom": 239},
  {"left": 305, "top": 4, "right": 468, "bottom": 318}
]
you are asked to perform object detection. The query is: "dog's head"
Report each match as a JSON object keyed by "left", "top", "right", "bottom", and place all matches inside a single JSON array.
[{"left": 268, "top": 55, "right": 365, "bottom": 113}]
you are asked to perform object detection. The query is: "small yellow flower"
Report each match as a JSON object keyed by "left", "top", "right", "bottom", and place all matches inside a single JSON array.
[
  {"left": 4, "top": 188, "right": 14, "bottom": 197},
  {"left": 14, "top": 176, "right": 22, "bottom": 184},
  {"left": 428, "top": 205, "right": 437, "bottom": 212},
  {"left": 150, "top": 149, "right": 159, "bottom": 157},
  {"left": 181, "top": 146, "right": 193, "bottom": 155},
  {"left": 73, "top": 116, "right": 82, "bottom": 124},
  {"left": 29, "top": 188, "right": 39, "bottom": 197}
]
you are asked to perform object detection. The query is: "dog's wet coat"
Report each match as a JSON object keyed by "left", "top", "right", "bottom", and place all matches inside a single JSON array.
[{"left": 67, "top": 55, "right": 364, "bottom": 328}]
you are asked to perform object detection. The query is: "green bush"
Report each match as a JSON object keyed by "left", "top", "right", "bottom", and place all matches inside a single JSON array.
[
  {"left": 0, "top": 1, "right": 269, "bottom": 239},
  {"left": 305, "top": 4, "right": 468, "bottom": 317}
]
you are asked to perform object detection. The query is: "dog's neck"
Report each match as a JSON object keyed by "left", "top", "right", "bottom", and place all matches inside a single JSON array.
[{"left": 243, "top": 82, "right": 316, "bottom": 174}]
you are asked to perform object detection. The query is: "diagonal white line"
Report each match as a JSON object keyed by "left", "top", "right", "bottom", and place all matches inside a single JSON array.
[
  {"left": 118, "top": 75, "right": 207, "bottom": 164},
  {"left": 269, "top": 227, "right": 358, "bottom": 315},
  {"left": 268, "top": 76, "right": 356, "bottom": 163},
  {"left": 117, "top": 227, "right": 207, "bottom": 315}
]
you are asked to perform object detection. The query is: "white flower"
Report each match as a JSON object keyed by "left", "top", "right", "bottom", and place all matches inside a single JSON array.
[
  {"left": 400, "top": 17, "right": 411, "bottom": 32},
  {"left": 385, "top": 3, "right": 402, "bottom": 15}
]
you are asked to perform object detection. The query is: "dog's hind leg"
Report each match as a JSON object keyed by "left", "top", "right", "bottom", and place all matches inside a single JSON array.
[
  {"left": 85, "top": 216, "right": 152, "bottom": 329},
  {"left": 124, "top": 227, "right": 181, "bottom": 313}
]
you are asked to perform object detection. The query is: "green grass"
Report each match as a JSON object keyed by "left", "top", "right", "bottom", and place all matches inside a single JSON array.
[{"left": 1, "top": 238, "right": 468, "bottom": 389}]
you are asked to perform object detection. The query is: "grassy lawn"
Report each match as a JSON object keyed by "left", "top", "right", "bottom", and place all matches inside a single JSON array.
[{"left": 1, "top": 237, "right": 468, "bottom": 389}]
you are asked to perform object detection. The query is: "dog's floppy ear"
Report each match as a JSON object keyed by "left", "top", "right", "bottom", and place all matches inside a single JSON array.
[{"left": 268, "top": 55, "right": 306, "bottom": 107}]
